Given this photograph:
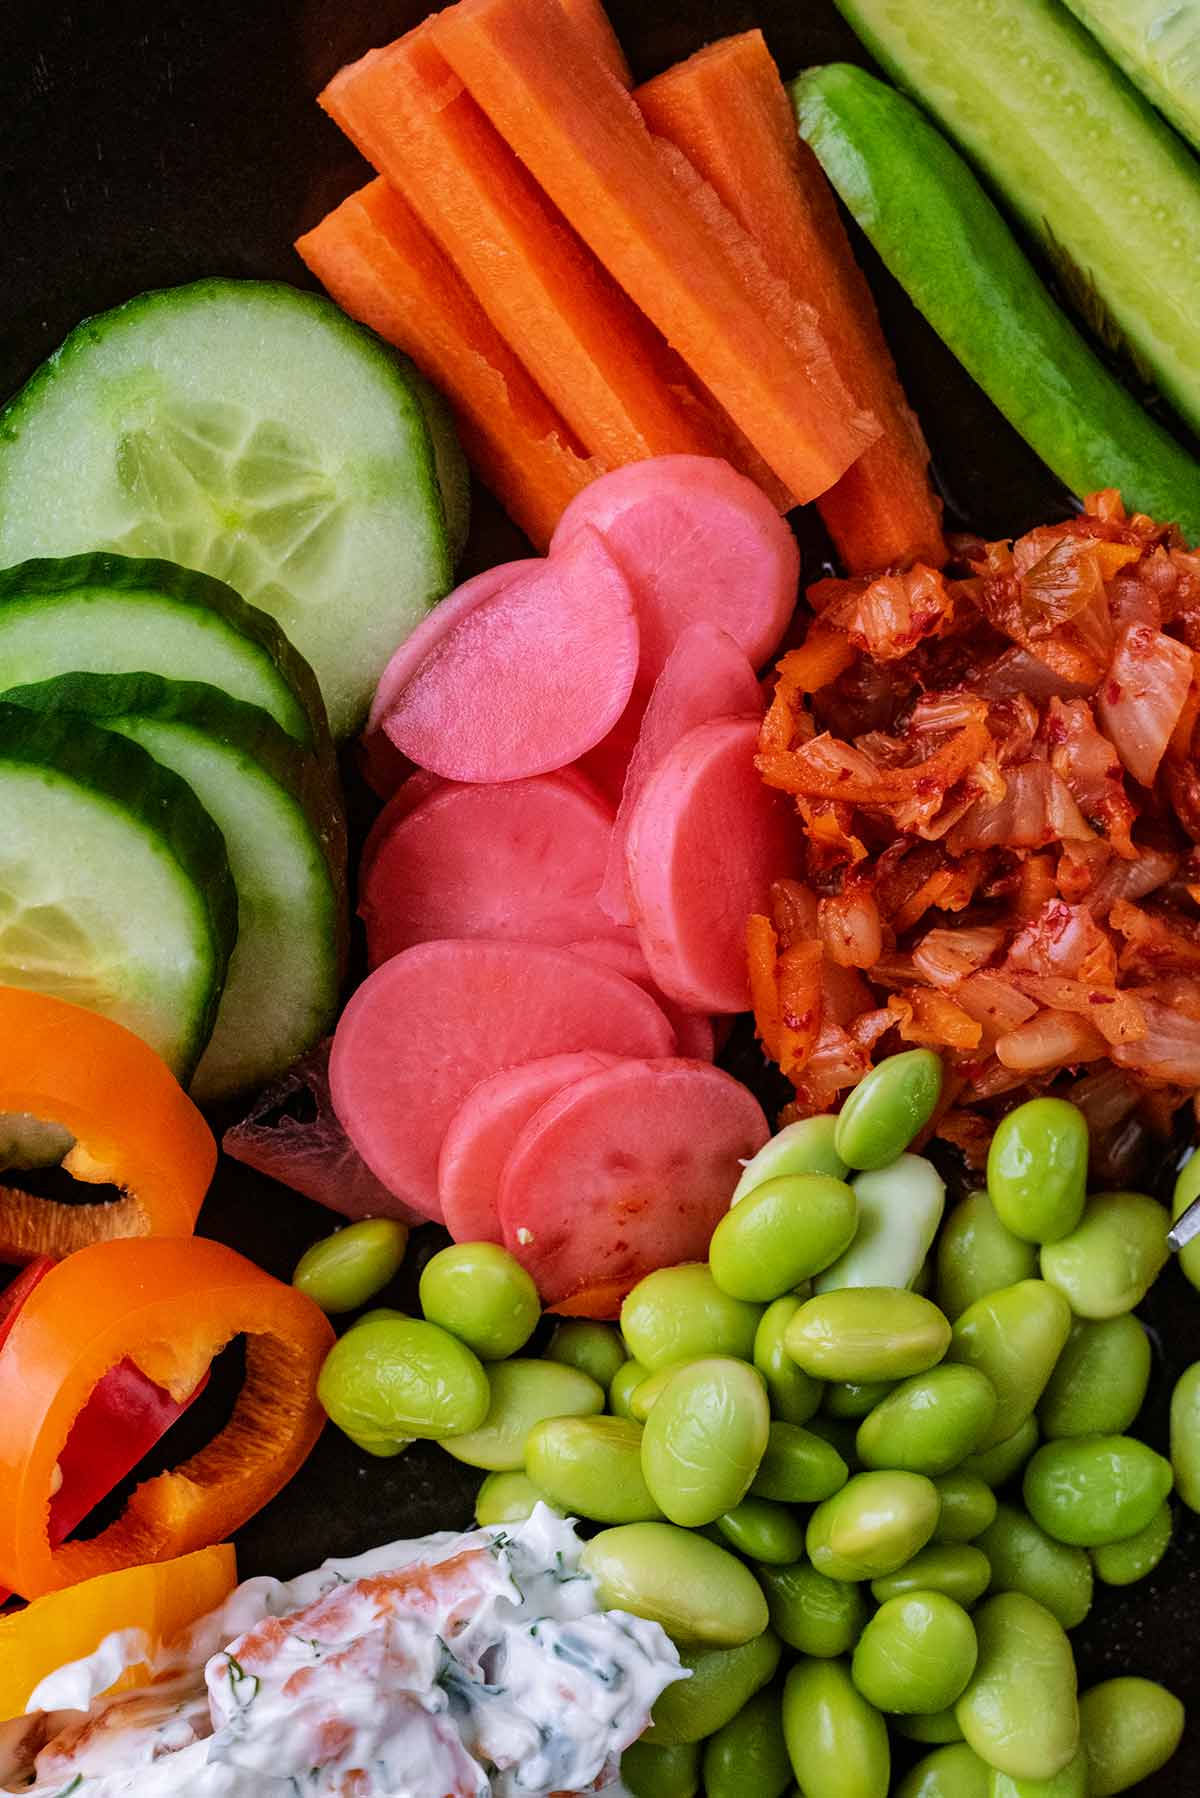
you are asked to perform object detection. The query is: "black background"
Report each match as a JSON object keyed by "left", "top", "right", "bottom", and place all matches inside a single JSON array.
[{"left": 2, "top": 0, "right": 1198, "bottom": 1788}]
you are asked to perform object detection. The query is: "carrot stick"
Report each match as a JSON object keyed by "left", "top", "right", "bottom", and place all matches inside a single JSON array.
[
  {"left": 556, "top": 0, "right": 631, "bottom": 86},
  {"left": 296, "top": 180, "right": 601, "bottom": 550},
  {"left": 429, "top": 0, "right": 878, "bottom": 505},
  {"left": 637, "top": 32, "right": 945, "bottom": 572}
]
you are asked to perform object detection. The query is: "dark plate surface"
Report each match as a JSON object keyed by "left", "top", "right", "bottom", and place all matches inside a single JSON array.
[{"left": 2, "top": 0, "right": 1197, "bottom": 1788}]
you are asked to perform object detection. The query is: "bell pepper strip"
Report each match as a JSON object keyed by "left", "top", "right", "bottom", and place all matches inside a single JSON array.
[
  {"left": 0, "top": 989, "right": 215, "bottom": 1261},
  {"left": 0, "top": 1544, "right": 237, "bottom": 1720},
  {"left": 0, "top": 1255, "right": 54, "bottom": 1352},
  {"left": 0, "top": 1236, "right": 334, "bottom": 1597},
  {"left": 546, "top": 1277, "right": 630, "bottom": 1321}
]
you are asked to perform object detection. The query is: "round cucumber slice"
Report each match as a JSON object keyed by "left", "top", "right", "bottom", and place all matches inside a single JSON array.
[
  {"left": 0, "top": 701, "right": 236, "bottom": 1078},
  {"left": 0, "top": 280, "right": 456, "bottom": 737},
  {"left": 6, "top": 673, "right": 349, "bottom": 1104}
]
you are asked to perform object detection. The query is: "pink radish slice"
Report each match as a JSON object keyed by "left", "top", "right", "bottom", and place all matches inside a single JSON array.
[
  {"left": 439, "top": 1051, "right": 622, "bottom": 1244},
  {"left": 360, "top": 770, "right": 446, "bottom": 887},
  {"left": 550, "top": 456, "right": 800, "bottom": 687},
  {"left": 361, "top": 773, "right": 625, "bottom": 968},
  {"left": 577, "top": 696, "right": 647, "bottom": 807},
  {"left": 498, "top": 1058, "right": 769, "bottom": 1306},
  {"left": 599, "top": 622, "right": 763, "bottom": 926},
  {"left": 381, "top": 528, "right": 639, "bottom": 783},
  {"left": 329, "top": 940, "right": 676, "bottom": 1221},
  {"left": 567, "top": 938, "right": 715, "bottom": 1061},
  {"left": 625, "top": 715, "right": 799, "bottom": 1014}
]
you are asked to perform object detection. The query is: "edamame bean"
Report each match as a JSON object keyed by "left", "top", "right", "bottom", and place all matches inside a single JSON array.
[
  {"left": 834, "top": 1049, "right": 942, "bottom": 1171},
  {"left": 526, "top": 1414, "right": 661, "bottom": 1523},
  {"left": 621, "top": 1265, "right": 761, "bottom": 1371},
  {"left": 757, "top": 1559, "right": 868, "bottom": 1657},
  {"left": 1169, "top": 1360, "right": 1200, "bottom": 1511},
  {"left": 871, "top": 1546, "right": 992, "bottom": 1609},
  {"left": 955, "top": 1594, "right": 1079, "bottom": 1782},
  {"left": 418, "top": 1241, "right": 540, "bottom": 1360},
  {"left": 702, "top": 1683, "right": 792, "bottom": 1798},
  {"left": 710, "top": 1174, "right": 858, "bottom": 1301},
  {"left": 754, "top": 1297, "right": 822, "bottom": 1425},
  {"left": 783, "top": 1658, "right": 891, "bottom": 1798},
  {"left": 1078, "top": 1677, "right": 1185, "bottom": 1796},
  {"left": 958, "top": 1416, "right": 1040, "bottom": 1489},
  {"left": 825, "top": 1380, "right": 895, "bottom": 1420},
  {"left": 441, "top": 1358, "right": 604, "bottom": 1471},
  {"left": 475, "top": 1470, "right": 554, "bottom": 1526},
  {"left": 897, "top": 1743, "right": 990, "bottom": 1798},
  {"left": 976, "top": 1503, "right": 1093, "bottom": 1630},
  {"left": 545, "top": 1318, "right": 626, "bottom": 1389},
  {"left": 895, "top": 1710, "right": 965, "bottom": 1745},
  {"left": 986, "top": 1099, "right": 1088, "bottom": 1244},
  {"left": 751, "top": 1420, "right": 848, "bottom": 1503},
  {"left": 621, "top": 1740, "right": 701, "bottom": 1798},
  {"left": 786, "top": 1288, "right": 951, "bottom": 1383},
  {"left": 933, "top": 1475, "right": 997, "bottom": 1543},
  {"left": 317, "top": 1314, "right": 490, "bottom": 1453},
  {"left": 717, "top": 1496, "right": 806, "bottom": 1564},
  {"left": 292, "top": 1218, "right": 408, "bottom": 1314},
  {"left": 816, "top": 1155, "right": 946, "bottom": 1296},
  {"left": 610, "top": 1358, "right": 651, "bottom": 1420},
  {"left": 1023, "top": 1436, "right": 1173, "bottom": 1547},
  {"left": 1039, "top": 1192, "right": 1170, "bottom": 1319},
  {"left": 629, "top": 1364, "right": 677, "bottom": 1422},
  {"left": 644, "top": 1631, "right": 781, "bottom": 1744},
  {"left": 581, "top": 1522, "right": 769, "bottom": 1646},
  {"left": 808, "top": 1470, "right": 940, "bottom": 1581},
  {"left": 947, "top": 1282, "right": 1071, "bottom": 1448},
  {"left": 858, "top": 1367, "right": 997, "bottom": 1476},
  {"left": 936, "top": 1192, "right": 1038, "bottom": 1323},
  {"left": 1091, "top": 1502, "right": 1173, "bottom": 1586},
  {"left": 734, "top": 1115, "right": 848, "bottom": 1201},
  {"left": 641, "top": 1358, "right": 769, "bottom": 1526},
  {"left": 1037, "top": 1316, "right": 1151, "bottom": 1440},
  {"left": 852, "top": 1592, "right": 978, "bottom": 1714},
  {"left": 1171, "top": 1149, "right": 1200, "bottom": 1293},
  {"left": 807, "top": 1412, "right": 864, "bottom": 1472},
  {"left": 988, "top": 1748, "right": 1089, "bottom": 1798}
]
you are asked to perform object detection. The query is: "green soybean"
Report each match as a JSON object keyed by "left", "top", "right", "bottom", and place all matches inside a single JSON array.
[
  {"left": 834, "top": 1048, "right": 942, "bottom": 1171},
  {"left": 292, "top": 1218, "right": 408, "bottom": 1314},
  {"left": 958, "top": 1416, "right": 1040, "bottom": 1489},
  {"left": 474, "top": 1470, "right": 553, "bottom": 1526},
  {"left": 757, "top": 1559, "right": 868, "bottom": 1657},
  {"left": 933, "top": 1475, "right": 997, "bottom": 1543},
  {"left": 621, "top": 1740, "right": 701, "bottom": 1798},
  {"left": 417, "top": 1241, "right": 540, "bottom": 1360},
  {"left": 621, "top": 1265, "right": 761, "bottom": 1371},
  {"left": 976, "top": 1503, "right": 1092, "bottom": 1629},
  {"left": 786, "top": 1288, "right": 951, "bottom": 1383},
  {"left": 733, "top": 1114, "right": 848, "bottom": 1201},
  {"left": 1171, "top": 1149, "right": 1200, "bottom": 1292},
  {"left": 986, "top": 1099, "right": 1088, "bottom": 1245},
  {"left": 896, "top": 1709, "right": 965, "bottom": 1744},
  {"left": 871, "top": 1545, "right": 992, "bottom": 1609},
  {"left": 1078, "top": 1677, "right": 1185, "bottom": 1795},
  {"left": 858, "top": 1366, "right": 997, "bottom": 1476},
  {"left": 754, "top": 1296, "right": 823, "bottom": 1424},
  {"left": 717, "top": 1496, "right": 806, "bottom": 1564},
  {"left": 897, "top": 1743, "right": 990, "bottom": 1798},
  {"left": 1169, "top": 1359, "right": 1200, "bottom": 1511},
  {"left": 947, "top": 1281, "right": 1071, "bottom": 1449},
  {"left": 610, "top": 1358, "right": 651, "bottom": 1420},
  {"left": 544, "top": 1318, "right": 626, "bottom": 1389},
  {"left": 1039, "top": 1191, "right": 1170, "bottom": 1319},
  {"left": 853, "top": 1592, "right": 978, "bottom": 1714},
  {"left": 817, "top": 1154, "right": 946, "bottom": 1294},
  {"left": 783, "top": 1658, "right": 891, "bottom": 1798},
  {"left": 955, "top": 1594, "right": 1079, "bottom": 1782},
  {"left": 317, "top": 1314, "right": 490, "bottom": 1453},
  {"left": 441, "top": 1358, "right": 604, "bottom": 1471},
  {"left": 710, "top": 1173, "right": 858, "bottom": 1300},
  {"left": 1091, "top": 1502, "right": 1173, "bottom": 1586},
  {"left": 629, "top": 1364, "right": 678, "bottom": 1422},
  {"left": 581, "top": 1522, "right": 769, "bottom": 1646},
  {"left": 641, "top": 1357, "right": 770, "bottom": 1526},
  {"left": 644, "top": 1630, "right": 781, "bottom": 1745},
  {"left": 826, "top": 1379, "right": 895, "bottom": 1420},
  {"left": 1023, "top": 1436, "right": 1173, "bottom": 1547},
  {"left": 1038, "top": 1316, "right": 1151, "bottom": 1440},
  {"left": 751, "top": 1420, "right": 848, "bottom": 1503},
  {"left": 526, "top": 1414, "right": 661, "bottom": 1523},
  {"left": 936, "top": 1191, "right": 1038, "bottom": 1323},
  {"left": 703, "top": 1683, "right": 792, "bottom": 1798},
  {"left": 988, "top": 1748, "right": 1089, "bottom": 1798},
  {"left": 807, "top": 1411, "right": 864, "bottom": 1472},
  {"left": 808, "top": 1470, "right": 940, "bottom": 1581}
]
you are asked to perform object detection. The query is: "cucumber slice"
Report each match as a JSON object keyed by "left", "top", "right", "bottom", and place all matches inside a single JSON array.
[
  {"left": 1061, "top": 0, "right": 1200, "bottom": 156},
  {"left": 409, "top": 365, "right": 471, "bottom": 566},
  {"left": 6, "top": 673, "right": 349, "bottom": 1104},
  {"left": 0, "top": 553, "right": 330, "bottom": 756},
  {"left": 0, "top": 280, "right": 456, "bottom": 736},
  {"left": 0, "top": 701, "right": 236, "bottom": 1077},
  {"left": 829, "top": 0, "right": 1200, "bottom": 438}
]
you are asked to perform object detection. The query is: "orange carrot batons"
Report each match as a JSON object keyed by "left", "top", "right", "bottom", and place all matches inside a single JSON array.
[
  {"left": 637, "top": 31, "right": 945, "bottom": 573},
  {"left": 556, "top": 0, "right": 632, "bottom": 86}
]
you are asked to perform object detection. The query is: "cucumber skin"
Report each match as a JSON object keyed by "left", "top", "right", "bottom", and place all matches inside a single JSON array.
[
  {"left": 828, "top": 0, "right": 1200, "bottom": 438},
  {"left": 792, "top": 66, "right": 1200, "bottom": 545},
  {"left": 1061, "top": 0, "right": 1200, "bottom": 155},
  {"left": 0, "top": 699, "right": 237, "bottom": 1077}
]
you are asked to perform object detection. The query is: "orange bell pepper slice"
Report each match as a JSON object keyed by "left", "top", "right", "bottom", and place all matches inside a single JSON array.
[
  {"left": 0, "top": 1236, "right": 334, "bottom": 1597},
  {"left": 0, "top": 988, "right": 215, "bottom": 1257},
  {"left": 0, "top": 1543, "right": 237, "bottom": 1719}
]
